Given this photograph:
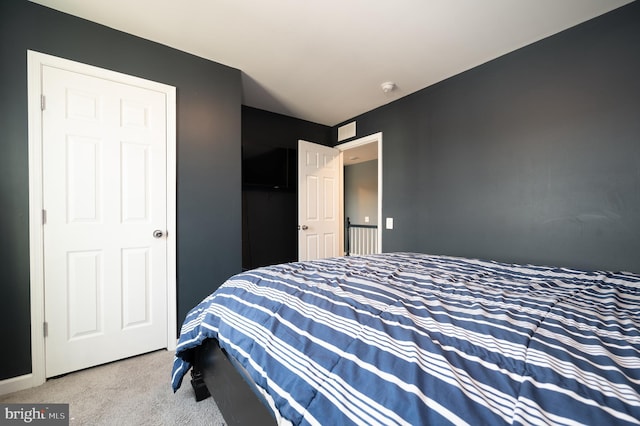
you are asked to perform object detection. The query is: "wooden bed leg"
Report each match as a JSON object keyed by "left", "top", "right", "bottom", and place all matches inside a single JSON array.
[{"left": 190, "top": 367, "right": 211, "bottom": 402}]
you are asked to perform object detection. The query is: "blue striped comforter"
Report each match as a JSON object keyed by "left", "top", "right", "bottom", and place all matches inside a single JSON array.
[{"left": 172, "top": 253, "right": 640, "bottom": 425}]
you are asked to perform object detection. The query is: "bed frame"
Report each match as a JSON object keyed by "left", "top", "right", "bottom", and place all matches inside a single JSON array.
[{"left": 191, "top": 338, "right": 275, "bottom": 425}]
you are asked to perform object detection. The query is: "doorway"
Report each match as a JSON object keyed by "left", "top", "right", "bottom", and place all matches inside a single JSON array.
[
  {"left": 27, "top": 51, "right": 177, "bottom": 388},
  {"left": 297, "top": 133, "right": 382, "bottom": 262},
  {"left": 337, "top": 133, "right": 383, "bottom": 255}
]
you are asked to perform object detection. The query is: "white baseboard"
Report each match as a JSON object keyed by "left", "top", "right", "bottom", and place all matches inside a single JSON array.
[{"left": 0, "top": 373, "right": 44, "bottom": 396}]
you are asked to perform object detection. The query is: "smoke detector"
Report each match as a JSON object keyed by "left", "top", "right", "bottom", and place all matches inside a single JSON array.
[{"left": 381, "top": 81, "right": 396, "bottom": 93}]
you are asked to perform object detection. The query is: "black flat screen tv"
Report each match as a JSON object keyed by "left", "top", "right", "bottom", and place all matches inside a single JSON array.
[{"left": 242, "top": 147, "right": 296, "bottom": 191}]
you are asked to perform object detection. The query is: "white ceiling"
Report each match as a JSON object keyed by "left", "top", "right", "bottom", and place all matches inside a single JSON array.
[{"left": 31, "top": 0, "right": 633, "bottom": 126}]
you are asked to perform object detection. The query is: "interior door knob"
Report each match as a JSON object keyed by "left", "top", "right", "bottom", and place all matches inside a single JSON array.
[
  {"left": 153, "top": 230, "right": 165, "bottom": 238},
  {"left": 298, "top": 225, "right": 309, "bottom": 230}
]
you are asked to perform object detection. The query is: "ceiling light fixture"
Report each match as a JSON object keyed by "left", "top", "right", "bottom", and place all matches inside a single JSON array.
[{"left": 381, "top": 81, "right": 396, "bottom": 93}]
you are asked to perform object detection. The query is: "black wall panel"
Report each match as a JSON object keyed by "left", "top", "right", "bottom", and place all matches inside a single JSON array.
[{"left": 242, "top": 106, "right": 331, "bottom": 269}]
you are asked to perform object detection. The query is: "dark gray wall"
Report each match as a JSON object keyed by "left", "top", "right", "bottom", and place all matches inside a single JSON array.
[
  {"left": 242, "top": 106, "right": 331, "bottom": 269},
  {"left": 0, "top": 2, "right": 242, "bottom": 380},
  {"left": 345, "top": 160, "right": 378, "bottom": 225},
  {"left": 335, "top": 2, "right": 640, "bottom": 273}
]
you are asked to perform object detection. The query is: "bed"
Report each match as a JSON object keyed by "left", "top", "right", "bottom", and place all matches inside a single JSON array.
[{"left": 171, "top": 252, "right": 640, "bottom": 425}]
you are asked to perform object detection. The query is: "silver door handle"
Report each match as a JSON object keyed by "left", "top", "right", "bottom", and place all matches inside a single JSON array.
[
  {"left": 298, "top": 225, "right": 309, "bottom": 231},
  {"left": 153, "top": 230, "right": 165, "bottom": 238}
]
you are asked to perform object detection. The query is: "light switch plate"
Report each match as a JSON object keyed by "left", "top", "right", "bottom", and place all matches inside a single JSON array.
[{"left": 386, "top": 217, "right": 394, "bottom": 229}]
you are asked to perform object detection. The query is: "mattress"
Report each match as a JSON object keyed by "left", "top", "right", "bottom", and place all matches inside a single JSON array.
[{"left": 172, "top": 252, "right": 640, "bottom": 425}]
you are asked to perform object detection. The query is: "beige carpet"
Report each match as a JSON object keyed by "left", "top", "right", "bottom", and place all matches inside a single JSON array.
[{"left": 0, "top": 350, "right": 225, "bottom": 425}]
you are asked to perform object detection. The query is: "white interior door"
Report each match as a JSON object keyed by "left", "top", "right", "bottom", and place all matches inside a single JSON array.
[
  {"left": 298, "top": 140, "right": 340, "bottom": 261},
  {"left": 42, "top": 64, "right": 168, "bottom": 377}
]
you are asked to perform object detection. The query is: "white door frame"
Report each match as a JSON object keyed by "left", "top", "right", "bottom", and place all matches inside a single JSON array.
[
  {"left": 336, "top": 132, "right": 383, "bottom": 254},
  {"left": 1, "top": 51, "right": 177, "bottom": 394}
]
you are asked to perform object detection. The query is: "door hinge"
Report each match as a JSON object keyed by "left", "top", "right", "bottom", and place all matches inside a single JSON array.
[
  {"left": 41, "top": 94, "right": 46, "bottom": 111},
  {"left": 43, "top": 322, "right": 48, "bottom": 338},
  {"left": 42, "top": 209, "right": 47, "bottom": 225}
]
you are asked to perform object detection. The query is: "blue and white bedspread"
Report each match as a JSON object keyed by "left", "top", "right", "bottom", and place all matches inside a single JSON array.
[{"left": 172, "top": 253, "right": 640, "bottom": 425}]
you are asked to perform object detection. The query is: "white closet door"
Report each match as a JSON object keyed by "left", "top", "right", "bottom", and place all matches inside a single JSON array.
[{"left": 42, "top": 64, "right": 168, "bottom": 377}]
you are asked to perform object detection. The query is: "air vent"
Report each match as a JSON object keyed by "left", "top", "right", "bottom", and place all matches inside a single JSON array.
[{"left": 337, "top": 121, "right": 356, "bottom": 142}]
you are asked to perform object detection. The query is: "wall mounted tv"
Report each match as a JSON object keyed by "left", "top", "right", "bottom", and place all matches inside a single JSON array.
[{"left": 242, "top": 147, "right": 296, "bottom": 191}]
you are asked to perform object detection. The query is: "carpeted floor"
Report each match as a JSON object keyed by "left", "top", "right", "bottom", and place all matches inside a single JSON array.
[{"left": 0, "top": 350, "right": 225, "bottom": 425}]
